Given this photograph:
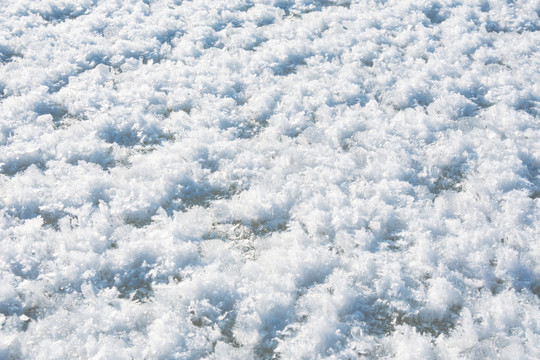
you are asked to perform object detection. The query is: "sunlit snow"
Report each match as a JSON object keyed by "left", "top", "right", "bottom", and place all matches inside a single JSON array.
[{"left": 1, "top": 0, "right": 539, "bottom": 358}]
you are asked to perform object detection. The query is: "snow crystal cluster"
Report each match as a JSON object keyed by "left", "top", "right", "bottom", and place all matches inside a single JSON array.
[{"left": 1, "top": 0, "right": 539, "bottom": 358}]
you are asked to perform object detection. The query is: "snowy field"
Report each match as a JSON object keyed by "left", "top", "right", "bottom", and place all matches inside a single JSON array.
[{"left": 0, "top": 0, "right": 539, "bottom": 358}]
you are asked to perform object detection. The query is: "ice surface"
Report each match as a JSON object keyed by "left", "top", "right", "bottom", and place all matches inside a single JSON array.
[{"left": 1, "top": 0, "right": 539, "bottom": 358}]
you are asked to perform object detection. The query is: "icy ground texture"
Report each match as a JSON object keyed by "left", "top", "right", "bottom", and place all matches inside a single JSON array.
[{"left": 0, "top": 0, "right": 539, "bottom": 358}]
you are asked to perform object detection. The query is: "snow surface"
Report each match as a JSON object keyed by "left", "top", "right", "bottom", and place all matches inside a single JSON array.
[{"left": 1, "top": 0, "right": 539, "bottom": 358}]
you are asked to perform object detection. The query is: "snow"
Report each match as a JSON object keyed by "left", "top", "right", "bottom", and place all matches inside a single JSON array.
[{"left": 1, "top": 0, "right": 539, "bottom": 358}]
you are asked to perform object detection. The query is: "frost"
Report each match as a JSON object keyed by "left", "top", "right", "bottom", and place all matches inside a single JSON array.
[{"left": 1, "top": 0, "right": 539, "bottom": 358}]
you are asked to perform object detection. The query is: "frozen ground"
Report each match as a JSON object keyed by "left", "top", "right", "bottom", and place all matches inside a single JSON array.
[{"left": 0, "top": 0, "right": 539, "bottom": 358}]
